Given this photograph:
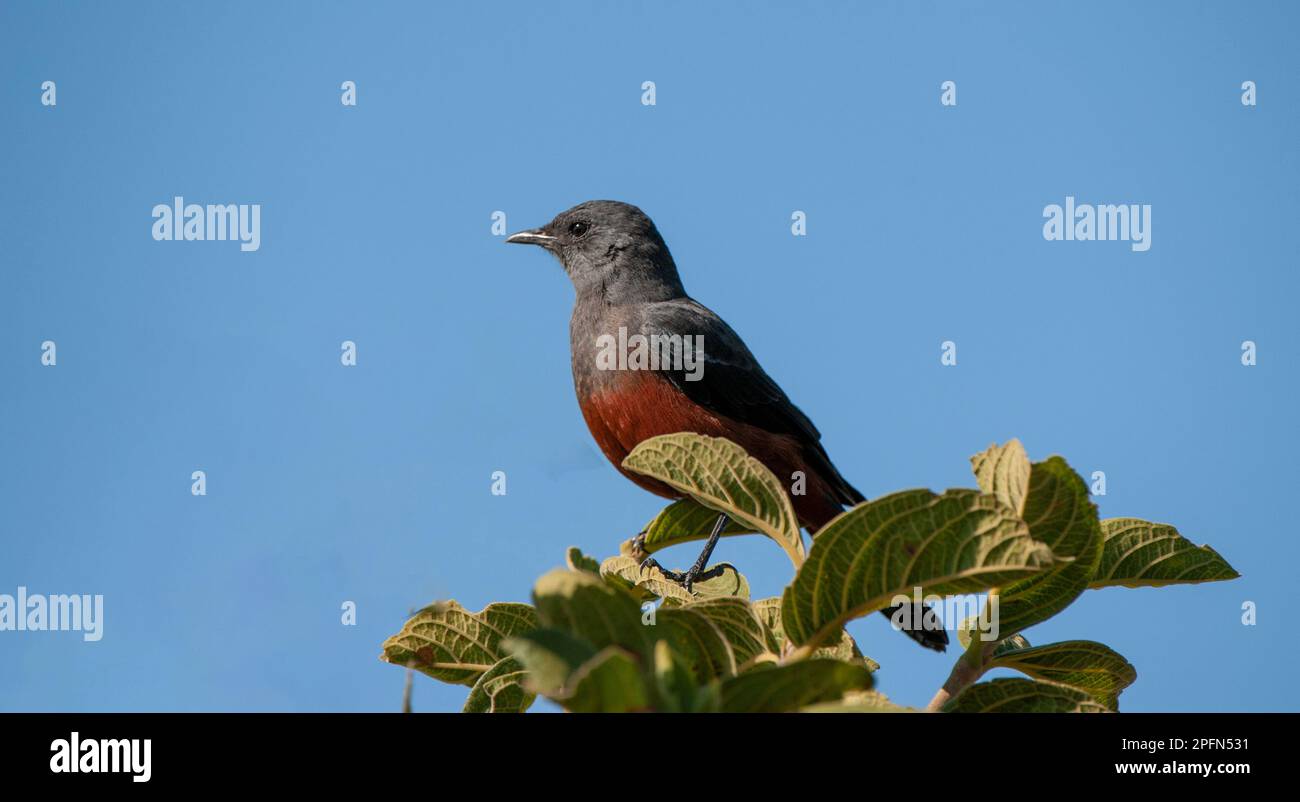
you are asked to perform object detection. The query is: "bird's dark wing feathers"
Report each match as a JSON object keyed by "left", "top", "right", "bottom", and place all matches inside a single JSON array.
[
  {"left": 639, "top": 298, "right": 864, "bottom": 506},
  {"left": 640, "top": 300, "right": 939, "bottom": 650}
]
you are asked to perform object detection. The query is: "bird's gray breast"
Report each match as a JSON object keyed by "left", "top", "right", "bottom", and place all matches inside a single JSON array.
[{"left": 569, "top": 297, "right": 644, "bottom": 400}]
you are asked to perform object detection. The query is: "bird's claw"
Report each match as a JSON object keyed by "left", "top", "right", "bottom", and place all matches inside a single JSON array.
[
  {"left": 638, "top": 558, "right": 733, "bottom": 594},
  {"left": 629, "top": 529, "right": 649, "bottom": 562},
  {"left": 682, "top": 563, "right": 732, "bottom": 592},
  {"left": 639, "top": 556, "right": 686, "bottom": 584}
]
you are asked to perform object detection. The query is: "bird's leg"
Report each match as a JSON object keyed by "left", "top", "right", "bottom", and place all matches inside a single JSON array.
[
  {"left": 650, "top": 517, "right": 733, "bottom": 590},
  {"left": 680, "top": 513, "right": 731, "bottom": 592},
  {"left": 632, "top": 529, "right": 681, "bottom": 580},
  {"left": 639, "top": 514, "right": 731, "bottom": 592}
]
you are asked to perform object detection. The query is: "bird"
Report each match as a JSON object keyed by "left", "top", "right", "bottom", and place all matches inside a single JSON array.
[{"left": 507, "top": 200, "right": 947, "bottom": 651}]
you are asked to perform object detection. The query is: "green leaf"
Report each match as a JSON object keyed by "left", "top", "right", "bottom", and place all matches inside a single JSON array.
[
  {"left": 780, "top": 489, "right": 1060, "bottom": 649},
  {"left": 983, "top": 640, "right": 1136, "bottom": 709},
  {"left": 565, "top": 546, "right": 601, "bottom": 574},
  {"left": 623, "top": 498, "right": 756, "bottom": 559},
  {"left": 599, "top": 554, "right": 750, "bottom": 603},
  {"left": 1090, "top": 518, "right": 1240, "bottom": 589},
  {"left": 992, "top": 633, "right": 1032, "bottom": 657},
  {"left": 379, "top": 601, "right": 539, "bottom": 686},
  {"left": 802, "top": 691, "right": 914, "bottom": 713},
  {"left": 943, "top": 677, "right": 1111, "bottom": 713},
  {"left": 753, "top": 597, "right": 877, "bottom": 670},
  {"left": 971, "top": 439, "right": 1031, "bottom": 514},
  {"left": 504, "top": 628, "right": 599, "bottom": 697},
  {"left": 507, "top": 628, "right": 649, "bottom": 713},
  {"left": 506, "top": 629, "right": 654, "bottom": 712},
  {"left": 671, "top": 597, "right": 771, "bottom": 671},
  {"left": 653, "top": 641, "right": 721, "bottom": 712},
  {"left": 974, "top": 456, "right": 1103, "bottom": 643},
  {"left": 956, "top": 623, "right": 1033, "bottom": 653},
  {"left": 463, "top": 656, "right": 535, "bottom": 713},
  {"left": 530, "top": 568, "right": 753, "bottom": 684},
  {"left": 719, "top": 659, "right": 874, "bottom": 712},
  {"left": 531, "top": 569, "right": 653, "bottom": 657},
  {"left": 751, "top": 598, "right": 790, "bottom": 655},
  {"left": 622, "top": 433, "right": 805, "bottom": 567},
  {"left": 564, "top": 647, "right": 650, "bottom": 713},
  {"left": 654, "top": 605, "right": 744, "bottom": 680}
]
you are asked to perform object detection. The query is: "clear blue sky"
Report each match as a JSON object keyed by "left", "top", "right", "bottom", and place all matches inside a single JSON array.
[{"left": 1, "top": 1, "right": 1295, "bottom": 712}]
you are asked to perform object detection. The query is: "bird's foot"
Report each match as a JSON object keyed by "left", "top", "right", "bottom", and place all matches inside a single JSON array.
[
  {"left": 638, "top": 556, "right": 684, "bottom": 583},
  {"left": 638, "top": 557, "right": 731, "bottom": 594},
  {"left": 628, "top": 529, "right": 649, "bottom": 562}
]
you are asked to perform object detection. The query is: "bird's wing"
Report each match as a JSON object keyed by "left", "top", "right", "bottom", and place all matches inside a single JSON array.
[
  {"left": 638, "top": 297, "right": 823, "bottom": 445},
  {"left": 638, "top": 298, "right": 864, "bottom": 507}
]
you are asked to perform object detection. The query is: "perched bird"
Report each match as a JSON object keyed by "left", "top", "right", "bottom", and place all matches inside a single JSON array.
[{"left": 507, "top": 200, "right": 947, "bottom": 651}]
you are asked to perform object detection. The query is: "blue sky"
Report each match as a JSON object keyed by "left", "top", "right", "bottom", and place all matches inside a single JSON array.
[{"left": 1, "top": 1, "right": 1295, "bottom": 712}]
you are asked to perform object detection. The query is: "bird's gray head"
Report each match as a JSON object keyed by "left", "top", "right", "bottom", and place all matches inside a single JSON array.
[{"left": 506, "top": 200, "right": 686, "bottom": 303}]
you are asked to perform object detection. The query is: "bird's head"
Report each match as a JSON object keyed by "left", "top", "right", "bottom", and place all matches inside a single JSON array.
[{"left": 507, "top": 200, "right": 685, "bottom": 302}]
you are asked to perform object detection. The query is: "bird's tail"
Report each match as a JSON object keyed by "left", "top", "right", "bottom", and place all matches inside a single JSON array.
[
  {"left": 879, "top": 605, "right": 949, "bottom": 652},
  {"left": 799, "top": 451, "right": 949, "bottom": 652},
  {"left": 793, "top": 525, "right": 949, "bottom": 651}
]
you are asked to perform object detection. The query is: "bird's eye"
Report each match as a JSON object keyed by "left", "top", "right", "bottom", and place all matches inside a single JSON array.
[{"left": 568, "top": 221, "right": 590, "bottom": 238}]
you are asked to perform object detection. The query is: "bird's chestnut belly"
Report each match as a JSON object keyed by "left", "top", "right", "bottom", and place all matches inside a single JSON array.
[{"left": 575, "top": 370, "right": 815, "bottom": 505}]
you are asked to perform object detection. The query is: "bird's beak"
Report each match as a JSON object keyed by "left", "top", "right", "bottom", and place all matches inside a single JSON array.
[{"left": 505, "top": 228, "right": 556, "bottom": 247}]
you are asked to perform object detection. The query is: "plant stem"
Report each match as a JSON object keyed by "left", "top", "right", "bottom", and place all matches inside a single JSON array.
[
  {"left": 926, "top": 650, "right": 985, "bottom": 712},
  {"left": 402, "top": 664, "right": 414, "bottom": 713}
]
